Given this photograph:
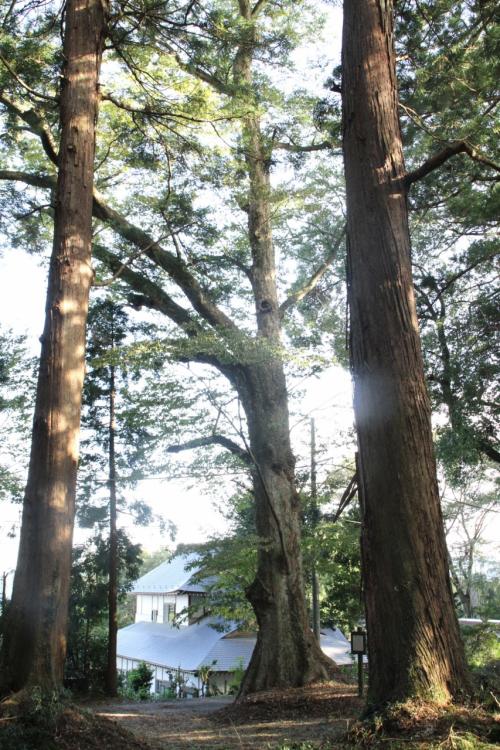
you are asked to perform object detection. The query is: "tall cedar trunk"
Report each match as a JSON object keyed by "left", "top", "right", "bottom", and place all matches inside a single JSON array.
[
  {"left": 105, "top": 363, "right": 118, "bottom": 696},
  {"left": 0, "top": 0, "right": 107, "bottom": 695},
  {"left": 342, "top": 0, "right": 469, "bottom": 705},
  {"left": 235, "top": 0, "right": 334, "bottom": 696}
]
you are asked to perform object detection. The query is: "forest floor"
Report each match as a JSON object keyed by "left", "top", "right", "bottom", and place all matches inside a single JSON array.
[
  {"left": 1, "top": 682, "right": 498, "bottom": 749},
  {"left": 87, "top": 681, "right": 500, "bottom": 749},
  {"left": 89, "top": 681, "right": 362, "bottom": 748}
]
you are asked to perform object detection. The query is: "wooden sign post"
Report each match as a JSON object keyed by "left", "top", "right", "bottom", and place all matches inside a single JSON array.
[{"left": 350, "top": 626, "right": 367, "bottom": 697}]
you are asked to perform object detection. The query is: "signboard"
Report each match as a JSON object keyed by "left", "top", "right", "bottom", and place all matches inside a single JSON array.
[
  {"left": 350, "top": 628, "right": 367, "bottom": 697},
  {"left": 350, "top": 629, "right": 366, "bottom": 654}
]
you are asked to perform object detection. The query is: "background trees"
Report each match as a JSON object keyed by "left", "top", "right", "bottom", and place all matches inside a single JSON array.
[
  {"left": 396, "top": 0, "right": 499, "bottom": 475},
  {"left": 66, "top": 532, "right": 141, "bottom": 693},
  {"left": 0, "top": 329, "right": 35, "bottom": 506}
]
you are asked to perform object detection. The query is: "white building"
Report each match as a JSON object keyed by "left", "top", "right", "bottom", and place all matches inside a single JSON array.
[
  {"left": 132, "top": 553, "right": 211, "bottom": 627},
  {"left": 117, "top": 554, "right": 353, "bottom": 695}
]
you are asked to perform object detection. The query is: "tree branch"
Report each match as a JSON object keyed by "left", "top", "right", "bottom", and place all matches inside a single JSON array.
[
  {"left": 161, "top": 43, "right": 229, "bottom": 95},
  {"left": 0, "top": 169, "right": 55, "bottom": 190},
  {"left": 322, "top": 473, "right": 358, "bottom": 523},
  {"left": 251, "top": 0, "right": 268, "bottom": 17},
  {"left": 405, "top": 141, "right": 500, "bottom": 187},
  {"left": 91, "top": 189, "right": 239, "bottom": 332},
  {"left": 436, "top": 249, "right": 500, "bottom": 300},
  {"left": 477, "top": 438, "right": 500, "bottom": 466},
  {"left": 92, "top": 243, "right": 194, "bottom": 328},
  {"left": 101, "top": 91, "right": 239, "bottom": 124},
  {"left": 93, "top": 245, "right": 238, "bottom": 372},
  {"left": 0, "top": 168, "right": 241, "bottom": 340},
  {"left": 273, "top": 140, "right": 340, "bottom": 154},
  {"left": 280, "top": 225, "right": 346, "bottom": 317},
  {"left": 0, "top": 54, "right": 57, "bottom": 104},
  {"left": 0, "top": 93, "right": 58, "bottom": 165},
  {"left": 166, "top": 435, "right": 251, "bottom": 464}
]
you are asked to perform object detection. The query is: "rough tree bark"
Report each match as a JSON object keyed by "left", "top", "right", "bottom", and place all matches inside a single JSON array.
[
  {"left": 234, "top": 0, "right": 333, "bottom": 695},
  {"left": 0, "top": 0, "right": 108, "bottom": 695},
  {"left": 342, "top": 0, "right": 469, "bottom": 706}
]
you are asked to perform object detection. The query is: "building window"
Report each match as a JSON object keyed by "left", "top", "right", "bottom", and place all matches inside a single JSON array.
[
  {"left": 151, "top": 609, "right": 158, "bottom": 622},
  {"left": 163, "top": 603, "right": 175, "bottom": 624}
]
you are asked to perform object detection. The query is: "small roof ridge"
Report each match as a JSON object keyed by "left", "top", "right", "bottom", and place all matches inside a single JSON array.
[{"left": 131, "top": 553, "right": 205, "bottom": 594}]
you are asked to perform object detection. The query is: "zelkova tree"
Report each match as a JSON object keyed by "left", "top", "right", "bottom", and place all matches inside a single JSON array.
[
  {"left": 92, "top": 1, "right": 340, "bottom": 693},
  {"left": 0, "top": 0, "right": 109, "bottom": 694},
  {"left": 98, "top": 0, "right": 341, "bottom": 693},
  {"left": 341, "top": 0, "right": 476, "bottom": 705},
  {"left": 156, "top": 0, "right": 338, "bottom": 693},
  {"left": 214, "top": 1, "right": 335, "bottom": 694}
]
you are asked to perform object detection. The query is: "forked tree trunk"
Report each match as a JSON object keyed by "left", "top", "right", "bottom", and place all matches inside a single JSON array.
[
  {"left": 0, "top": 0, "right": 108, "bottom": 695},
  {"left": 341, "top": 0, "right": 469, "bottom": 706},
  {"left": 234, "top": 1, "right": 334, "bottom": 695}
]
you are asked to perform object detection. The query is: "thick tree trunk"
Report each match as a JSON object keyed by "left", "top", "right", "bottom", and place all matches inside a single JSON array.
[
  {"left": 237, "top": 363, "right": 334, "bottom": 696},
  {"left": 105, "top": 364, "right": 118, "bottom": 696},
  {"left": 235, "top": 1, "right": 334, "bottom": 695},
  {"left": 341, "top": 0, "right": 469, "bottom": 706},
  {"left": 0, "top": 0, "right": 107, "bottom": 695}
]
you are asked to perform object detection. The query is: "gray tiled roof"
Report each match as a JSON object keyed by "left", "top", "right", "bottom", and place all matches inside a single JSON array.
[
  {"left": 318, "top": 627, "right": 354, "bottom": 666},
  {"left": 117, "top": 620, "right": 354, "bottom": 673},
  {"left": 117, "top": 617, "right": 231, "bottom": 671},
  {"left": 131, "top": 553, "right": 208, "bottom": 594},
  {"left": 200, "top": 635, "right": 256, "bottom": 671}
]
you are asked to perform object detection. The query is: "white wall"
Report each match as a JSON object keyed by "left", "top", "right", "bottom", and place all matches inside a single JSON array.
[{"left": 134, "top": 592, "right": 190, "bottom": 625}]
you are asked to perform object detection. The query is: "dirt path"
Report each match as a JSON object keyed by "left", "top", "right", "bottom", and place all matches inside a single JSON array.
[
  {"left": 92, "top": 696, "right": 234, "bottom": 716},
  {"left": 89, "top": 683, "right": 362, "bottom": 749}
]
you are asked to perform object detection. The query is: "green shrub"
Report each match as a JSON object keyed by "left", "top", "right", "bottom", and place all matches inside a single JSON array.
[
  {"left": 228, "top": 657, "right": 245, "bottom": 695},
  {"left": 126, "top": 661, "right": 154, "bottom": 699},
  {"left": 461, "top": 623, "right": 500, "bottom": 709},
  {"left": 461, "top": 623, "right": 500, "bottom": 668}
]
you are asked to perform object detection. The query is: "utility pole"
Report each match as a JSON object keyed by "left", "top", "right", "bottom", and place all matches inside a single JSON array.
[{"left": 310, "top": 418, "right": 321, "bottom": 643}]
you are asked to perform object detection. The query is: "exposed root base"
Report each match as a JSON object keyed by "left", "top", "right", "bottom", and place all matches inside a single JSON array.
[
  {"left": 213, "top": 680, "right": 362, "bottom": 725},
  {"left": 237, "top": 658, "right": 348, "bottom": 700}
]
